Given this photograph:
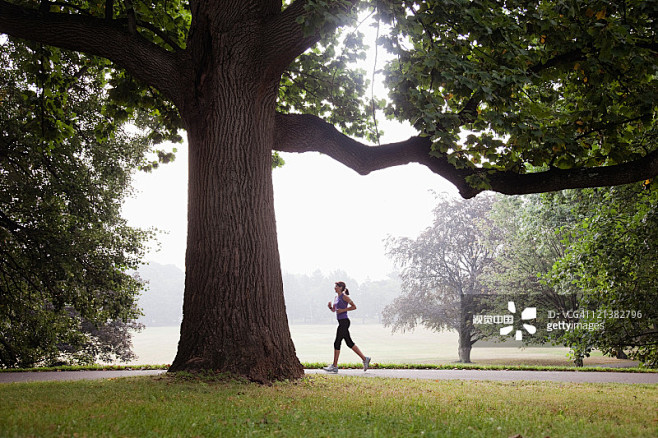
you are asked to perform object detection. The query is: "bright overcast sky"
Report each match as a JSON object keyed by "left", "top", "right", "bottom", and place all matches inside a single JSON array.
[{"left": 121, "top": 20, "right": 460, "bottom": 283}]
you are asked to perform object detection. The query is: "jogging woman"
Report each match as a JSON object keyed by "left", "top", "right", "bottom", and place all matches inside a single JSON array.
[{"left": 323, "top": 281, "right": 371, "bottom": 373}]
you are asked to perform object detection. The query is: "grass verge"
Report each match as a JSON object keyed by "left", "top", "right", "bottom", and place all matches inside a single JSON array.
[
  {"left": 1, "top": 373, "right": 656, "bottom": 437},
  {"left": 305, "top": 362, "right": 658, "bottom": 373},
  {"left": 1, "top": 362, "right": 656, "bottom": 374}
]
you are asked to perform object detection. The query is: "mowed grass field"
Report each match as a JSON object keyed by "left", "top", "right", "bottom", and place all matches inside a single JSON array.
[
  {"left": 1, "top": 374, "right": 656, "bottom": 437},
  {"left": 3, "top": 325, "right": 655, "bottom": 437},
  {"left": 128, "top": 324, "right": 639, "bottom": 368}
]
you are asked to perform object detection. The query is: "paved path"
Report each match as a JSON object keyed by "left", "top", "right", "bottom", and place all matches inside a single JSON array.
[{"left": 1, "top": 369, "right": 656, "bottom": 384}]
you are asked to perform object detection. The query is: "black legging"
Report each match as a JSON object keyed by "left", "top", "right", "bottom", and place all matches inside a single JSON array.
[{"left": 334, "top": 318, "right": 355, "bottom": 350}]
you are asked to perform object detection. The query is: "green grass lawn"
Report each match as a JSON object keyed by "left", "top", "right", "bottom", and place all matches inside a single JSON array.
[{"left": 1, "top": 374, "right": 656, "bottom": 437}]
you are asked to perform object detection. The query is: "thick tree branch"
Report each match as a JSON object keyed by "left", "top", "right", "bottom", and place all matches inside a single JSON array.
[
  {"left": 529, "top": 49, "right": 585, "bottom": 74},
  {"left": 485, "top": 151, "right": 658, "bottom": 197},
  {"left": 262, "top": 0, "right": 359, "bottom": 79},
  {"left": 274, "top": 113, "right": 658, "bottom": 198},
  {"left": 0, "top": 0, "right": 186, "bottom": 105},
  {"left": 274, "top": 113, "right": 475, "bottom": 192}
]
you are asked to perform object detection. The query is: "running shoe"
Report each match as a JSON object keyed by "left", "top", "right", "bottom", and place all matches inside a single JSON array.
[
  {"left": 322, "top": 365, "right": 338, "bottom": 373},
  {"left": 363, "top": 357, "right": 371, "bottom": 372}
]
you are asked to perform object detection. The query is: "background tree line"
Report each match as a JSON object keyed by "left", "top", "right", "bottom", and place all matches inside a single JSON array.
[
  {"left": 282, "top": 271, "right": 401, "bottom": 324},
  {"left": 135, "top": 263, "right": 401, "bottom": 327}
]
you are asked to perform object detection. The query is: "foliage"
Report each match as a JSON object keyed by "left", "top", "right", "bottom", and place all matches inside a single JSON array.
[
  {"left": 0, "top": 38, "right": 162, "bottom": 367},
  {"left": 380, "top": 0, "right": 658, "bottom": 176},
  {"left": 488, "top": 186, "right": 658, "bottom": 367},
  {"left": 279, "top": 15, "right": 382, "bottom": 142},
  {"left": 483, "top": 193, "right": 584, "bottom": 348},
  {"left": 486, "top": 195, "right": 567, "bottom": 295},
  {"left": 383, "top": 194, "right": 498, "bottom": 362},
  {"left": 19, "top": 0, "right": 379, "bottom": 144},
  {"left": 21, "top": 0, "right": 652, "bottom": 176},
  {"left": 548, "top": 184, "right": 658, "bottom": 367},
  {"left": 36, "top": 0, "right": 192, "bottom": 51}
]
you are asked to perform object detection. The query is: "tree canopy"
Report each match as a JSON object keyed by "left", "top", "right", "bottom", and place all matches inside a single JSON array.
[
  {"left": 1, "top": 1, "right": 656, "bottom": 196},
  {"left": 485, "top": 186, "right": 658, "bottom": 367},
  {"left": 277, "top": 0, "right": 658, "bottom": 196},
  {"left": 382, "top": 1, "right": 657, "bottom": 185},
  {"left": 547, "top": 185, "right": 658, "bottom": 366}
]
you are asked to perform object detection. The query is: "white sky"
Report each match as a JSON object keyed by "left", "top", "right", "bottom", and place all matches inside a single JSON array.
[{"left": 121, "top": 21, "right": 459, "bottom": 283}]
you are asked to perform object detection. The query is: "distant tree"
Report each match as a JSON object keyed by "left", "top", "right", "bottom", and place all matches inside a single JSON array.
[
  {"left": 356, "top": 275, "right": 402, "bottom": 323},
  {"left": 486, "top": 195, "right": 565, "bottom": 296},
  {"left": 0, "top": 39, "right": 161, "bottom": 367},
  {"left": 283, "top": 270, "right": 342, "bottom": 324},
  {"left": 1, "top": 0, "right": 656, "bottom": 380},
  {"left": 383, "top": 194, "right": 498, "bottom": 362}
]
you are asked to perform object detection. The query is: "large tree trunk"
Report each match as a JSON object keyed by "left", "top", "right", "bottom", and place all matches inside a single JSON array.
[
  {"left": 168, "top": 12, "right": 303, "bottom": 382},
  {"left": 169, "top": 91, "right": 303, "bottom": 382}
]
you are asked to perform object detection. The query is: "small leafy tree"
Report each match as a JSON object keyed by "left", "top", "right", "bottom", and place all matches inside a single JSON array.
[
  {"left": 486, "top": 195, "right": 568, "bottom": 296},
  {"left": 549, "top": 184, "right": 658, "bottom": 367},
  {"left": 485, "top": 193, "right": 581, "bottom": 342},
  {"left": 383, "top": 194, "right": 497, "bottom": 362},
  {"left": 0, "top": 39, "right": 164, "bottom": 367},
  {"left": 489, "top": 188, "right": 658, "bottom": 367}
]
